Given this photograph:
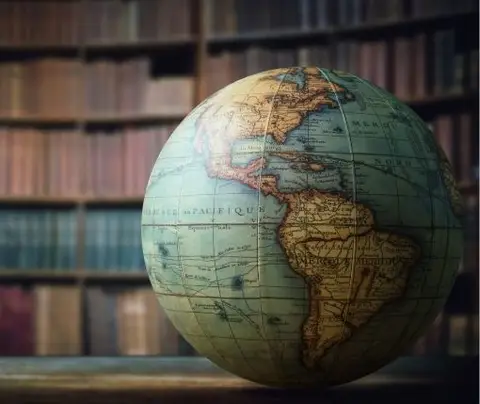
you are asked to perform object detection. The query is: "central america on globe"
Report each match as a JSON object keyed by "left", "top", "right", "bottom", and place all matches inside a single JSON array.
[{"left": 141, "top": 67, "right": 464, "bottom": 388}]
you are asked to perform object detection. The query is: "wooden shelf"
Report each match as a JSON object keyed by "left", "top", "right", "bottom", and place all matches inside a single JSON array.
[
  {"left": 0, "top": 114, "right": 186, "bottom": 127},
  {"left": 0, "top": 195, "right": 80, "bottom": 206},
  {"left": 0, "top": 195, "right": 145, "bottom": 206},
  {"left": 0, "top": 92, "right": 476, "bottom": 128},
  {"left": 0, "top": 11, "right": 474, "bottom": 54},
  {"left": 0, "top": 37, "right": 196, "bottom": 55},
  {"left": 84, "top": 37, "right": 196, "bottom": 54},
  {"left": 0, "top": 270, "right": 148, "bottom": 282},
  {"left": 82, "top": 196, "right": 145, "bottom": 206},
  {"left": 208, "top": 10, "right": 478, "bottom": 47},
  {"left": 0, "top": 181, "right": 476, "bottom": 208},
  {"left": 0, "top": 271, "right": 79, "bottom": 281},
  {"left": 83, "top": 272, "right": 149, "bottom": 283},
  {"left": 405, "top": 92, "right": 479, "bottom": 109},
  {"left": 331, "top": 9, "right": 478, "bottom": 38},
  {"left": 0, "top": 43, "right": 79, "bottom": 55}
]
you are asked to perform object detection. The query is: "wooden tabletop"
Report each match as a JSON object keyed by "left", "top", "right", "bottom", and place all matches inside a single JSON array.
[{"left": 0, "top": 356, "right": 477, "bottom": 404}]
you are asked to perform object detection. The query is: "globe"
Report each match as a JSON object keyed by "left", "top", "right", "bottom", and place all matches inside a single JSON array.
[{"left": 141, "top": 67, "right": 463, "bottom": 388}]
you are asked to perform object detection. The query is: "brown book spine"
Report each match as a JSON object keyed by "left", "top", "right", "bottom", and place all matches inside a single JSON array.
[
  {"left": 393, "top": 37, "right": 413, "bottom": 100},
  {"left": 434, "top": 115, "right": 455, "bottom": 168},
  {"left": 413, "top": 34, "right": 427, "bottom": 99},
  {"left": 458, "top": 112, "right": 473, "bottom": 184},
  {"left": 374, "top": 41, "right": 387, "bottom": 90}
]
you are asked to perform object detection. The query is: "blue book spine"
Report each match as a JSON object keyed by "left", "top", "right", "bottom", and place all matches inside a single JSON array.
[
  {"left": 37, "top": 211, "right": 46, "bottom": 269},
  {"left": 6, "top": 210, "right": 16, "bottom": 268},
  {"left": 9, "top": 210, "right": 20, "bottom": 269},
  {"left": 18, "top": 210, "right": 28, "bottom": 270},
  {"left": 85, "top": 211, "right": 94, "bottom": 270},
  {"left": 108, "top": 210, "right": 120, "bottom": 271},
  {"left": 19, "top": 210, "right": 28, "bottom": 269},
  {"left": 129, "top": 210, "right": 137, "bottom": 271},
  {"left": 45, "top": 210, "right": 55, "bottom": 270},
  {"left": 0, "top": 211, "right": 5, "bottom": 269},
  {"left": 28, "top": 209, "right": 38, "bottom": 269},
  {"left": 133, "top": 209, "right": 144, "bottom": 271},
  {"left": 55, "top": 211, "right": 65, "bottom": 270},
  {"left": 34, "top": 209, "right": 43, "bottom": 269},
  {"left": 58, "top": 210, "right": 74, "bottom": 271},
  {"left": 119, "top": 210, "right": 130, "bottom": 272},
  {"left": 97, "top": 211, "right": 108, "bottom": 270},
  {"left": 69, "top": 211, "right": 77, "bottom": 270}
]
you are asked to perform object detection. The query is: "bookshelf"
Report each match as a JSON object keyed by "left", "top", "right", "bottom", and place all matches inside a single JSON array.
[{"left": 0, "top": 0, "right": 478, "bottom": 359}]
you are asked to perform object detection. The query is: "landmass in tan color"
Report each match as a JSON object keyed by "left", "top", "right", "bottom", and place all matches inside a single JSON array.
[
  {"left": 277, "top": 190, "right": 420, "bottom": 367},
  {"left": 194, "top": 67, "right": 421, "bottom": 369}
]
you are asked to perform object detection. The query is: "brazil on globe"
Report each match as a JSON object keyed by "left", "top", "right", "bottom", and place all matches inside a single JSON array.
[{"left": 141, "top": 67, "right": 464, "bottom": 388}]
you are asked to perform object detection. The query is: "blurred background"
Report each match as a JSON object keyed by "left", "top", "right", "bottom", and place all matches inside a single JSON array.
[{"left": 0, "top": 0, "right": 477, "bottom": 359}]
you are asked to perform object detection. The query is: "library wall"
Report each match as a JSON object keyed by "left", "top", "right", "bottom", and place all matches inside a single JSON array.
[{"left": 0, "top": 0, "right": 478, "bottom": 358}]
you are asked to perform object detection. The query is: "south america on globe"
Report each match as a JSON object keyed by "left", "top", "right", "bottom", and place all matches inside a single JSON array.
[{"left": 141, "top": 67, "right": 463, "bottom": 388}]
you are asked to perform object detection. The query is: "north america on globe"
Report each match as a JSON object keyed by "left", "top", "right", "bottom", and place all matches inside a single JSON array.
[{"left": 141, "top": 67, "right": 463, "bottom": 387}]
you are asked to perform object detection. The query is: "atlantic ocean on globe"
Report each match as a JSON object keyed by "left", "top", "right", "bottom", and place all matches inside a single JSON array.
[{"left": 141, "top": 68, "right": 463, "bottom": 387}]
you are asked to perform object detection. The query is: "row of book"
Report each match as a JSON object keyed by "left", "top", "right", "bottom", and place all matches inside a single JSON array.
[
  {"left": 0, "top": 59, "right": 193, "bottom": 119},
  {"left": 0, "top": 208, "right": 146, "bottom": 272},
  {"left": 0, "top": 193, "right": 476, "bottom": 274},
  {"left": 426, "top": 113, "right": 479, "bottom": 186},
  {"left": 0, "top": 114, "right": 477, "bottom": 199},
  {"left": 1, "top": 0, "right": 478, "bottom": 46},
  {"left": 206, "top": 36, "right": 479, "bottom": 101},
  {"left": 0, "top": 284, "right": 477, "bottom": 357},
  {"left": 1, "top": 38, "right": 476, "bottom": 120},
  {"left": 0, "top": 285, "right": 194, "bottom": 356},
  {"left": 205, "top": 0, "right": 479, "bottom": 36},
  {"left": 0, "top": 126, "right": 172, "bottom": 198},
  {"left": 0, "top": 0, "right": 192, "bottom": 46},
  {"left": 0, "top": 209, "right": 77, "bottom": 271},
  {"left": 85, "top": 209, "right": 144, "bottom": 271},
  {"left": 85, "top": 127, "right": 171, "bottom": 198},
  {"left": 85, "top": 0, "right": 192, "bottom": 44}
]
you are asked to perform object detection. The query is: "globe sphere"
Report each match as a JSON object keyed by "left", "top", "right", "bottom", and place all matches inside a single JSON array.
[{"left": 141, "top": 67, "right": 463, "bottom": 388}]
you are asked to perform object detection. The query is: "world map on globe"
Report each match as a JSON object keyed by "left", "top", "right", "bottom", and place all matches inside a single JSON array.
[{"left": 141, "top": 67, "right": 463, "bottom": 387}]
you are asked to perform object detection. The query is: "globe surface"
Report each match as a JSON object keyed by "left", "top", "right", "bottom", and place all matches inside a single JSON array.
[{"left": 141, "top": 67, "right": 463, "bottom": 387}]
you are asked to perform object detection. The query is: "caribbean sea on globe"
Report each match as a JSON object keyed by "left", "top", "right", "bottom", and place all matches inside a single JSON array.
[{"left": 141, "top": 67, "right": 464, "bottom": 388}]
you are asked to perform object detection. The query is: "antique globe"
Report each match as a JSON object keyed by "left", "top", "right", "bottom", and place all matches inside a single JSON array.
[{"left": 141, "top": 68, "right": 463, "bottom": 387}]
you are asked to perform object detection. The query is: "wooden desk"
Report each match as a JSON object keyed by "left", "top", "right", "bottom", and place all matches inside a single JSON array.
[{"left": 0, "top": 356, "right": 477, "bottom": 404}]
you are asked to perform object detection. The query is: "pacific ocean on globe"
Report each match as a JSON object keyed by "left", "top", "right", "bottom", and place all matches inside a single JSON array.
[{"left": 141, "top": 67, "right": 463, "bottom": 388}]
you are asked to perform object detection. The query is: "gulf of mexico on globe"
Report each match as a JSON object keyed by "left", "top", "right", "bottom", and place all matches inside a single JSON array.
[{"left": 141, "top": 67, "right": 463, "bottom": 387}]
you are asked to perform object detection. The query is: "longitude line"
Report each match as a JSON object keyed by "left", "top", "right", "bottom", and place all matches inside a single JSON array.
[
  {"left": 354, "top": 77, "right": 439, "bottom": 358},
  {"left": 354, "top": 77, "right": 422, "bottom": 359},
  {"left": 317, "top": 68, "right": 358, "bottom": 375},
  {"left": 254, "top": 68, "right": 290, "bottom": 381},
  {"left": 172, "top": 113, "right": 230, "bottom": 364},
  {"left": 207, "top": 87, "right": 260, "bottom": 377}
]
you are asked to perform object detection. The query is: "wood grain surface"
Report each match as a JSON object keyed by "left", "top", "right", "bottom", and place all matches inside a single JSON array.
[{"left": 0, "top": 356, "right": 477, "bottom": 404}]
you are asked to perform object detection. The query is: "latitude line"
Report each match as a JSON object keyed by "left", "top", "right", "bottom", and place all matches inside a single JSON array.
[
  {"left": 207, "top": 88, "right": 261, "bottom": 376},
  {"left": 254, "top": 67, "right": 290, "bottom": 379},
  {"left": 175, "top": 102, "right": 234, "bottom": 366}
]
